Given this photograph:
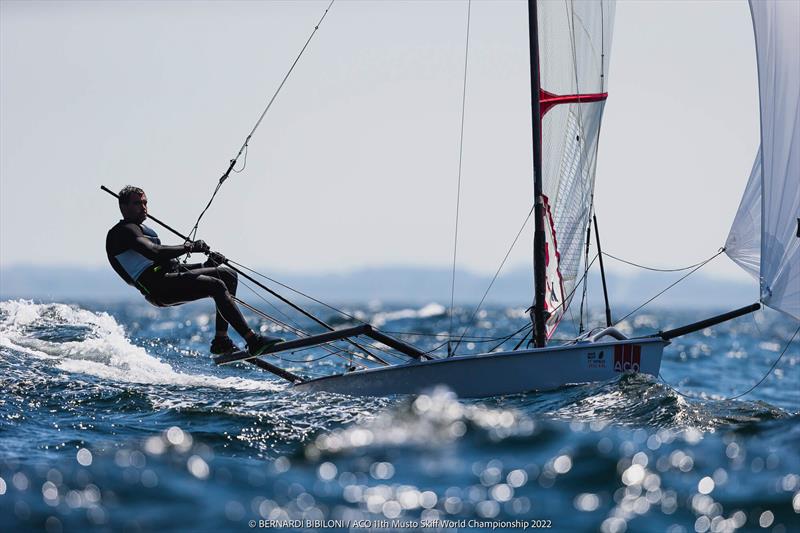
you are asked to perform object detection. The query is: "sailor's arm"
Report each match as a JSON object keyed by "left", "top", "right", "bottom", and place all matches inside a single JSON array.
[
  {"left": 132, "top": 235, "right": 192, "bottom": 260},
  {"left": 124, "top": 225, "right": 207, "bottom": 261}
]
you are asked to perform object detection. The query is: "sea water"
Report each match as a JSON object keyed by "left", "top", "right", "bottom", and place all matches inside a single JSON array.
[{"left": 0, "top": 299, "right": 798, "bottom": 532}]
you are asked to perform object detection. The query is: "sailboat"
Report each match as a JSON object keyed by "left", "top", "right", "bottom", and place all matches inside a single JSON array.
[{"left": 209, "top": 0, "right": 796, "bottom": 397}]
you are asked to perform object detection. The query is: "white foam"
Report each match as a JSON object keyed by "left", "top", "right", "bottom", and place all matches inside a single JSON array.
[
  {"left": 371, "top": 302, "right": 446, "bottom": 326},
  {"left": 0, "top": 300, "right": 280, "bottom": 392},
  {"left": 418, "top": 302, "right": 446, "bottom": 318}
]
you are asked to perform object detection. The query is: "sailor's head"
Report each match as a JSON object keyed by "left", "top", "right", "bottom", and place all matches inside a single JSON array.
[{"left": 118, "top": 185, "right": 147, "bottom": 223}]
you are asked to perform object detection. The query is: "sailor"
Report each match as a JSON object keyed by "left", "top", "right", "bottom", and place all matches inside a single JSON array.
[{"left": 106, "top": 185, "right": 281, "bottom": 356}]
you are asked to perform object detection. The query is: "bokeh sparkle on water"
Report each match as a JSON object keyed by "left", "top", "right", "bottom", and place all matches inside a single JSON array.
[{"left": 0, "top": 299, "right": 798, "bottom": 532}]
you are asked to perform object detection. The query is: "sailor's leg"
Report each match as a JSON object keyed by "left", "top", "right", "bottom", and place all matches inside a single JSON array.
[
  {"left": 184, "top": 266, "right": 239, "bottom": 335},
  {"left": 147, "top": 270, "right": 251, "bottom": 338},
  {"left": 207, "top": 275, "right": 248, "bottom": 338},
  {"left": 210, "top": 267, "right": 238, "bottom": 334}
]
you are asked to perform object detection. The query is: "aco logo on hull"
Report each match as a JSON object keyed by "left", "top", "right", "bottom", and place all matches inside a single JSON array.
[{"left": 614, "top": 344, "right": 641, "bottom": 373}]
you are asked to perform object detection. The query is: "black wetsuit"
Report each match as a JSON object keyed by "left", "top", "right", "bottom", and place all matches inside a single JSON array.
[{"left": 105, "top": 221, "right": 250, "bottom": 337}]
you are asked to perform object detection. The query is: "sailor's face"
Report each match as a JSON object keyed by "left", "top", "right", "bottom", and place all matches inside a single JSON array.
[{"left": 122, "top": 193, "right": 148, "bottom": 223}]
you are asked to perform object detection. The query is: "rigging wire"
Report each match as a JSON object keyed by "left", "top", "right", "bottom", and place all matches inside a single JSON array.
[
  {"left": 228, "top": 260, "right": 425, "bottom": 363},
  {"left": 233, "top": 284, "right": 374, "bottom": 369},
  {"left": 236, "top": 280, "right": 305, "bottom": 335},
  {"left": 187, "top": 0, "right": 336, "bottom": 242},
  {"left": 489, "top": 251, "right": 599, "bottom": 354},
  {"left": 450, "top": 205, "right": 535, "bottom": 354},
  {"left": 521, "top": 252, "right": 599, "bottom": 351},
  {"left": 230, "top": 259, "right": 386, "bottom": 363},
  {"left": 228, "top": 259, "right": 364, "bottom": 324},
  {"left": 660, "top": 322, "right": 799, "bottom": 401},
  {"left": 566, "top": 302, "right": 580, "bottom": 338},
  {"left": 455, "top": 245, "right": 599, "bottom": 356},
  {"left": 447, "top": 0, "right": 472, "bottom": 356},
  {"left": 236, "top": 283, "right": 408, "bottom": 365},
  {"left": 382, "top": 330, "right": 529, "bottom": 341},
  {"left": 613, "top": 248, "right": 726, "bottom": 325},
  {"left": 235, "top": 290, "right": 364, "bottom": 369},
  {"left": 230, "top": 260, "right": 461, "bottom": 361},
  {"left": 382, "top": 327, "right": 583, "bottom": 345}
]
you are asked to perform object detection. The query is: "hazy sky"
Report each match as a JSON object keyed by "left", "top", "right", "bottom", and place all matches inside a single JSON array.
[{"left": 1, "top": 0, "right": 759, "bottom": 282}]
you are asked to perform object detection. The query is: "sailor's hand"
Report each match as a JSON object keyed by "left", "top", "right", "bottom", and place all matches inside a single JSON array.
[
  {"left": 206, "top": 251, "right": 227, "bottom": 266},
  {"left": 186, "top": 240, "right": 210, "bottom": 253}
]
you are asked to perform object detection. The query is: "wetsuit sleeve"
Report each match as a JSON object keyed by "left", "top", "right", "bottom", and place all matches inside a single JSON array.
[{"left": 122, "top": 224, "right": 188, "bottom": 261}]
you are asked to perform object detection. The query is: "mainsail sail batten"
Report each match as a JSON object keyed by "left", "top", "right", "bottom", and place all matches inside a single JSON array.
[
  {"left": 726, "top": 0, "right": 800, "bottom": 321},
  {"left": 535, "top": 0, "right": 616, "bottom": 337}
]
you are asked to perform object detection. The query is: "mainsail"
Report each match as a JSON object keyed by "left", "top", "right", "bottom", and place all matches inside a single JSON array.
[
  {"left": 726, "top": 0, "right": 800, "bottom": 321},
  {"left": 533, "top": 0, "right": 616, "bottom": 337}
]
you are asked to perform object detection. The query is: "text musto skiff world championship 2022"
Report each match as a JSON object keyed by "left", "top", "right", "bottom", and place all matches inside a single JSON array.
[{"left": 252, "top": 519, "right": 552, "bottom": 529}]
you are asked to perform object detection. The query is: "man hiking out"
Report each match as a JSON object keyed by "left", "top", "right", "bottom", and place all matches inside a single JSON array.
[{"left": 106, "top": 185, "right": 281, "bottom": 356}]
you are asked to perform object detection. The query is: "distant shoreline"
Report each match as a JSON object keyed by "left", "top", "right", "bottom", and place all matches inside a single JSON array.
[{"left": 1, "top": 263, "right": 756, "bottom": 310}]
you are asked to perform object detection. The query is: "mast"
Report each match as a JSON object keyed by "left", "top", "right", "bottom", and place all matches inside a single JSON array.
[{"left": 528, "top": 0, "right": 547, "bottom": 348}]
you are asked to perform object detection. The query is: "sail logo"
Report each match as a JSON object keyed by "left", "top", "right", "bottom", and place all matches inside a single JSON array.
[{"left": 614, "top": 344, "right": 641, "bottom": 373}]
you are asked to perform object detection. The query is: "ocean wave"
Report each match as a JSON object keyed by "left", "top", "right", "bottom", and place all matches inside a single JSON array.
[
  {"left": 0, "top": 300, "right": 280, "bottom": 392},
  {"left": 533, "top": 374, "right": 790, "bottom": 430}
]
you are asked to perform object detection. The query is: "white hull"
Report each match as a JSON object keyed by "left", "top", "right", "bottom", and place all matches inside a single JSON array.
[{"left": 293, "top": 338, "right": 667, "bottom": 398}]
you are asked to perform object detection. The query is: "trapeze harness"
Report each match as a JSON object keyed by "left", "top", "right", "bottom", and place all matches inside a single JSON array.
[{"left": 105, "top": 221, "right": 179, "bottom": 303}]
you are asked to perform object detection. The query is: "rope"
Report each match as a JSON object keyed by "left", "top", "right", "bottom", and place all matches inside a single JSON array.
[
  {"left": 488, "top": 323, "right": 532, "bottom": 353},
  {"left": 512, "top": 326, "right": 533, "bottom": 351},
  {"left": 187, "top": 0, "right": 336, "bottom": 241},
  {"left": 447, "top": 0, "right": 472, "bottom": 355},
  {"left": 603, "top": 250, "right": 722, "bottom": 272},
  {"left": 613, "top": 248, "right": 726, "bottom": 325},
  {"left": 423, "top": 339, "right": 451, "bottom": 356},
  {"left": 232, "top": 144, "right": 248, "bottom": 174},
  {"left": 450, "top": 205, "right": 535, "bottom": 354},
  {"left": 278, "top": 351, "right": 339, "bottom": 364},
  {"left": 189, "top": 180, "right": 222, "bottom": 244},
  {"left": 660, "top": 322, "right": 799, "bottom": 401}
]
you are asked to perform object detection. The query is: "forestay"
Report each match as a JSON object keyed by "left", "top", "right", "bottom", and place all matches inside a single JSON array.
[
  {"left": 535, "top": 0, "right": 616, "bottom": 337},
  {"left": 726, "top": 0, "right": 800, "bottom": 321}
]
